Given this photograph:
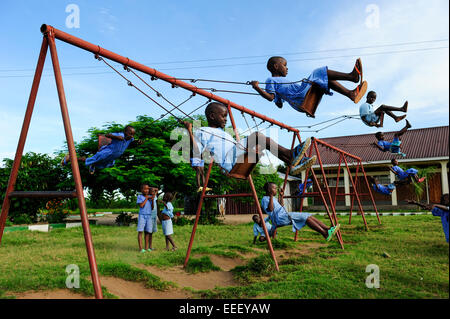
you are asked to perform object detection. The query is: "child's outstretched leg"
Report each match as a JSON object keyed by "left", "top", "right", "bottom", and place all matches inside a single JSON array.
[
  {"left": 375, "top": 101, "right": 408, "bottom": 122},
  {"left": 61, "top": 154, "right": 86, "bottom": 167},
  {"left": 395, "top": 119, "right": 412, "bottom": 138},
  {"left": 305, "top": 216, "right": 340, "bottom": 241}
]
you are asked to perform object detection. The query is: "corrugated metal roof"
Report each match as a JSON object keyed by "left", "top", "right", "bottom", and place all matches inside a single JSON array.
[{"left": 311, "top": 125, "right": 449, "bottom": 165}]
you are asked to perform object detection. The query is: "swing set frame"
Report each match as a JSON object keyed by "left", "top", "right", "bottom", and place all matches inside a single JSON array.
[{"left": 0, "top": 24, "right": 376, "bottom": 299}]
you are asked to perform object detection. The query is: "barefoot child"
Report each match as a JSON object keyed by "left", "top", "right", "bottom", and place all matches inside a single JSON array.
[
  {"left": 373, "top": 120, "right": 412, "bottom": 157},
  {"left": 161, "top": 192, "right": 177, "bottom": 251},
  {"left": 407, "top": 194, "right": 449, "bottom": 243},
  {"left": 252, "top": 214, "right": 274, "bottom": 244},
  {"left": 250, "top": 56, "right": 367, "bottom": 114},
  {"left": 183, "top": 102, "right": 317, "bottom": 182},
  {"left": 360, "top": 91, "right": 408, "bottom": 128},
  {"left": 261, "top": 182, "right": 340, "bottom": 241},
  {"left": 136, "top": 184, "right": 153, "bottom": 253},
  {"left": 390, "top": 159, "right": 426, "bottom": 184},
  {"left": 62, "top": 125, "right": 143, "bottom": 174}
]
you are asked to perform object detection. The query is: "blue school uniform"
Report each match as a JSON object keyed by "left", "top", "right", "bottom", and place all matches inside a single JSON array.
[
  {"left": 253, "top": 217, "right": 273, "bottom": 237},
  {"left": 431, "top": 206, "right": 449, "bottom": 243},
  {"left": 192, "top": 127, "right": 247, "bottom": 173},
  {"left": 377, "top": 137, "right": 401, "bottom": 154},
  {"left": 261, "top": 196, "right": 311, "bottom": 232},
  {"left": 372, "top": 183, "right": 395, "bottom": 196},
  {"left": 136, "top": 194, "right": 153, "bottom": 232},
  {"left": 359, "top": 102, "right": 380, "bottom": 125},
  {"left": 297, "top": 179, "right": 313, "bottom": 196},
  {"left": 264, "top": 67, "right": 332, "bottom": 112},
  {"left": 85, "top": 132, "right": 134, "bottom": 169},
  {"left": 392, "top": 165, "right": 418, "bottom": 180},
  {"left": 161, "top": 202, "right": 174, "bottom": 236}
]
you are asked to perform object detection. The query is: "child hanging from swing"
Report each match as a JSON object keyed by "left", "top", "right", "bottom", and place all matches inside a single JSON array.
[
  {"left": 390, "top": 159, "right": 426, "bottom": 184},
  {"left": 61, "top": 125, "right": 143, "bottom": 174},
  {"left": 261, "top": 182, "right": 340, "bottom": 241},
  {"left": 183, "top": 102, "right": 317, "bottom": 183},
  {"left": 251, "top": 214, "right": 274, "bottom": 244},
  {"left": 367, "top": 176, "right": 402, "bottom": 196},
  {"left": 373, "top": 120, "right": 412, "bottom": 157},
  {"left": 359, "top": 91, "right": 408, "bottom": 128},
  {"left": 406, "top": 194, "right": 449, "bottom": 243},
  {"left": 250, "top": 56, "right": 367, "bottom": 114}
]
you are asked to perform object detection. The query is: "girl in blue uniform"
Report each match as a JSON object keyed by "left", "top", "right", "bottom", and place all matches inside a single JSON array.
[
  {"left": 250, "top": 56, "right": 367, "bottom": 113},
  {"left": 261, "top": 182, "right": 340, "bottom": 241},
  {"left": 252, "top": 214, "right": 274, "bottom": 244},
  {"left": 373, "top": 120, "right": 411, "bottom": 157},
  {"left": 390, "top": 159, "right": 425, "bottom": 184},
  {"left": 161, "top": 192, "right": 177, "bottom": 251},
  {"left": 61, "top": 125, "right": 143, "bottom": 174}
]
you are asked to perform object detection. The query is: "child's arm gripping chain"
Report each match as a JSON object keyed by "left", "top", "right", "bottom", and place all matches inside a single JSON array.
[{"left": 250, "top": 81, "right": 276, "bottom": 102}]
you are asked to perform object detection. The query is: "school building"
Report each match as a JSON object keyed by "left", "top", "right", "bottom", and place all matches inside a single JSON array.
[{"left": 293, "top": 125, "right": 449, "bottom": 210}]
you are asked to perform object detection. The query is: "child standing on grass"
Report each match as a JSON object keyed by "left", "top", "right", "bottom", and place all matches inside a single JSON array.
[
  {"left": 390, "top": 159, "right": 426, "bottom": 185},
  {"left": 136, "top": 184, "right": 153, "bottom": 253},
  {"left": 359, "top": 91, "right": 408, "bottom": 128},
  {"left": 61, "top": 125, "right": 143, "bottom": 174},
  {"left": 407, "top": 194, "right": 449, "bottom": 243},
  {"left": 250, "top": 57, "right": 367, "bottom": 113},
  {"left": 149, "top": 186, "right": 159, "bottom": 248},
  {"left": 252, "top": 214, "right": 273, "bottom": 244},
  {"left": 161, "top": 192, "right": 177, "bottom": 251},
  {"left": 373, "top": 120, "right": 411, "bottom": 157},
  {"left": 261, "top": 182, "right": 340, "bottom": 241}
]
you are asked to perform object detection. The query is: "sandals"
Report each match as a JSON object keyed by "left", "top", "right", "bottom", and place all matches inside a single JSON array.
[
  {"left": 291, "top": 137, "right": 312, "bottom": 168},
  {"left": 353, "top": 81, "right": 368, "bottom": 104},
  {"left": 354, "top": 58, "right": 363, "bottom": 84},
  {"left": 326, "top": 223, "right": 341, "bottom": 241}
]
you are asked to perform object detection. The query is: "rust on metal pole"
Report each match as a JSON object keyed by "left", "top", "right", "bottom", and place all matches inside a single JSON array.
[
  {"left": 281, "top": 133, "right": 297, "bottom": 197},
  {"left": 343, "top": 156, "right": 368, "bottom": 231},
  {"left": 0, "top": 37, "right": 49, "bottom": 245},
  {"left": 333, "top": 154, "right": 344, "bottom": 208},
  {"left": 40, "top": 24, "right": 299, "bottom": 134},
  {"left": 184, "top": 161, "right": 214, "bottom": 268},
  {"left": 248, "top": 175, "right": 279, "bottom": 271},
  {"left": 314, "top": 138, "right": 362, "bottom": 161},
  {"left": 360, "top": 162, "right": 381, "bottom": 224},
  {"left": 46, "top": 32, "right": 103, "bottom": 299},
  {"left": 312, "top": 140, "right": 344, "bottom": 246}
]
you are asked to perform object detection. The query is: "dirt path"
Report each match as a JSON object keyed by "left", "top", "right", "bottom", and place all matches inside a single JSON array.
[{"left": 10, "top": 289, "right": 93, "bottom": 299}]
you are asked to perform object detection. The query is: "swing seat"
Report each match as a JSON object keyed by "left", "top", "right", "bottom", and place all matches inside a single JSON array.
[
  {"left": 298, "top": 84, "right": 325, "bottom": 118},
  {"left": 98, "top": 135, "right": 112, "bottom": 151},
  {"left": 226, "top": 150, "right": 259, "bottom": 180}
]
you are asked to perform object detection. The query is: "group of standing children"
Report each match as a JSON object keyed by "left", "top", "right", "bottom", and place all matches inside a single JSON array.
[{"left": 136, "top": 185, "right": 177, "bottom": 253}]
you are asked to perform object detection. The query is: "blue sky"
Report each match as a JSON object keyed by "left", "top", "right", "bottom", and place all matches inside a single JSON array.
[{"left": 0, "top": 0, "right": 448, "bottom": 166}]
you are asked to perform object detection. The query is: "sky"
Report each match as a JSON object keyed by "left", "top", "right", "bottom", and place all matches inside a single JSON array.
[{"left": 0, "top": 0, "right": 448, "bottom": 167}]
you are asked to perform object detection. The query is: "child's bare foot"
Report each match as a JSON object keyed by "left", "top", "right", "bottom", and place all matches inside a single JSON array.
[
  {"left": 350, "top": 81, "right": 368, "bottom": 104},
  {"left": 395, "top": 115, "right": 407, "bottom": 122},
  {"left": 402, "top": 101, "right": 408, "bottom": 113},
  {"left": 165, "top": 247, "right": 170, "bottom": 251},
  {"left": 350, "top": 58, "right": 363, "bottom": 83},
  {"left": 405, "top": 119, "right": 412, "bottom": 128},
  {"left": 172, "top": 247, "right": 178, "bottom": 251}
]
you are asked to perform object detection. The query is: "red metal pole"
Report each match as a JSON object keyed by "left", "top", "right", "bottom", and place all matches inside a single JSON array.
[
  {"left": 47, "top": 33, "right": 103, "bottom": 299},
  {"left": 360, "top": 161, "right": 381, "bottom": 224},
  {"left": 0, "top": 37, "right": 48, "bottom": 244},
  {"left": 312, "top": 140, "right": 344, "bottom": 246},
  {"left": 333, "top": 154, "right": 344, "bottom": 208},
  {"left": 184, "top": 161, "right": 214, "bottom": 268},
  {"left": 281, "top": 133, "right": 297, "bottom": 196},
  {"left": 40, "top": 24, "right": 299, "bottom": 134},
  {"left": 353, "top": 161, "right": 365, "bottom": 221},
  {"left": 343, "top": 156, "right": 368, "bottom": 231},
  {"left": 294, "top": 132, "right": 307, "bottom": 241},
  {"left": 248, "top": 175, "right": 279, "bottom": 271},
  {"left": 314, "top": 138, "right": 362, "bottom": 161}
]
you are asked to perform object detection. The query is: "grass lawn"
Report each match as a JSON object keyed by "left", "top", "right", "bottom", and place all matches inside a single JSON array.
[{"left": 0, "top": 215, "right": 448, "bottom": 299}]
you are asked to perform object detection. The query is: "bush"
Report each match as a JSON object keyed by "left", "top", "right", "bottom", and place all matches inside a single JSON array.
[
  {"left": 173, "top": 216, "right": 190, "bottom": 226},
  {"left": 12, "top": 213, "right": 34, "bottom": 225},
  {"left": 115, "top": 212, "right": 137, "bottom": 226},
  {"left": 42, "top": 199, "right": 70, "bottom": 224}
]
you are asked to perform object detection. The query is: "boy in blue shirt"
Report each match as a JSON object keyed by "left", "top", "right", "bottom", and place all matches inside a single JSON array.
[
  {"left": 373, "top": 120, "right": 411, "bottom": 157},
  {"left": 261, "top": 182, "right": 340, "bottom": 241},
  {"left": 136, "top": 184, "right": 153, "bottom": 253},
  {"left": 359, "top": 91, "right": 408, "bottom": 128},
  {"left": 296, "top": 179, "right": 313, "bottom": 196},
  {"left": 390, "top": 159, "right": 425, "bottom": 184},
  {"left": 61, "top": 125, "right": 143, "bottom": 174},
  {"left": 367, "top": 176, "right": 400, "bottom": 196},
  {"left": 252, "top": 214, "right": 274, "bottom": 244},
  {"left": 183, "top": 102, "right": 317, "bottom": 182},
  {"left": 250, "top": 56, "right": 367, "bottom": 114}
]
